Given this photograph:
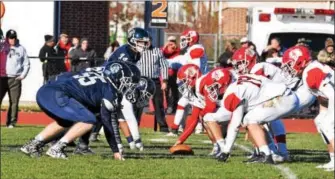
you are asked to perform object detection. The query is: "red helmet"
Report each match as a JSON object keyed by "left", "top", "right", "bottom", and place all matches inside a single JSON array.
[
  {"left": 231, "top": 47, "right": 257, "bottom": 74},
  {"left": 202, "top": 68, "right": 232, "bottom": 102},
  {"left": 281, "top": 46, "right": 311, "bottom": 77},
  {"left": 180, "top": 29, "right": 199, "bottom": 49},
  {"left": 177, "top": 64, "right": 202, "bottom": 95}
]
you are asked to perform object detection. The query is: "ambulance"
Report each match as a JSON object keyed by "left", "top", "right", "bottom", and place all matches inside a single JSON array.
[{"left": 247, "top": 7, "right": 335, "bottom": 57}]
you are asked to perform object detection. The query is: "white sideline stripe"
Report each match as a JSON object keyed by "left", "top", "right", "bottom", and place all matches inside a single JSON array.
[
  {"left": 235, "top": 143, "right": 298, "bottom": 179},
  {"left": 202, "top": 140, "right": 213, "bottom": 144}
]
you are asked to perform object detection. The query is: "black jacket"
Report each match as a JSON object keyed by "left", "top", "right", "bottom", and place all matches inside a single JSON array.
[
  {"left": 39, "top": 44, "right": 67, "bottom": 76},
  {"left": 217, "top": 51, "right": 233, "bottom": 68},
  {"left": 70, "top": 47, "right": 97, "bottom": 72}
]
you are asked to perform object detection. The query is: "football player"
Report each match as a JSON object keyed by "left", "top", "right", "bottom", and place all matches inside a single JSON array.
[
  {"left": 20, "top": 61, "right": 140, "bottom": 160},
  {"left": 107, "top": 27, "right": 150, "bottom": 63},
  {"left": 166, "top": 30, "right": 209, "bottom": 134},
  {"left": 229, "top": 47, "right": 316, "bottom": 162},
  {"left": 171, "top": 65, "right": 236, "bottom": 155},
  {"left": 216, "top": 74, "right": 299, "bottom": 164},
  {"left": 88, "top": 27, "right": 150, "bottom": 142},
  {"left": 117, "top": 76, "right": 156, "bottom": 151},
  {"left": 281, "top": 46, "right": 334, "bottom": 171}
]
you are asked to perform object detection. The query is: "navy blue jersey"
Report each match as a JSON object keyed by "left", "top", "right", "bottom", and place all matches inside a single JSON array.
[
  {"left": 106, "top": 44, "right": 140, "bottom": 64},
  {"left": 49, "top": 67, "right": 119, "bottom": 113}
]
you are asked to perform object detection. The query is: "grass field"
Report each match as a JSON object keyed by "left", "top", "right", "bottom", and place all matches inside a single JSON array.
[{"left": 1, "top": 126, "right": 334, "bottom": 179}]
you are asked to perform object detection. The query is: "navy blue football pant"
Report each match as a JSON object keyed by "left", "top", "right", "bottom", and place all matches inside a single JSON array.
[{"left": 36, "top": 85, "right": 96, "bottom": 128}]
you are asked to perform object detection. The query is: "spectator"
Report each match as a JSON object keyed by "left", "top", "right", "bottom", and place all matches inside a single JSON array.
[
  {"left": 70, "top": 38, "right": 97, "bottom": 72},
  {"left": 54, "top": 33, "right": 72, "bottom": 72},
  {"left": 296, "top": 38, "right": 308, "bottom": 47},
  {"left": 161, "top": 36, "right": 180, "bottom": 114},
  {"left": 240, "top": 37, "right": 249, "bottom": 48},
  {"left": 137, "top": 38, "right": 169, "bottom": 133},
  {"left": 261, "top": 37, "right": 286, "bottom": 61},
  {"left": 69, "top": 37, "right": 80, "bottom": 56},
  {"left": 217, "top": 41, "right": 237, "bottom": 68},
  {"left": 39, "top": 35, "right": 67, "bottom": 83},
  {"left": 104, "top": 40, "right": 120, "bottom": 60},
  {"left": 0, "top": 29, "right": 30, "bottom": 128},
  {"left": 318, "top": 38, "right": 335, "bottom": 68}
]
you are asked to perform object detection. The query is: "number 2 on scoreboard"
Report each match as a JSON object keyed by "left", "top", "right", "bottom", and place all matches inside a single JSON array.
[{"left": 152, "top": 0, "right": 167, "bottom": 18}]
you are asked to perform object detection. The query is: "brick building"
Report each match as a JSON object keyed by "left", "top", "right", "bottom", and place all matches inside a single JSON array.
[{"left": 58, "top": 1, "right": 109, "bottom": 56}]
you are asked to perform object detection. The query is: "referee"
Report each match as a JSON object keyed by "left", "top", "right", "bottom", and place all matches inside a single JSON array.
[{"left": 136, "top": 38, "right": 169, "bottom": 133}]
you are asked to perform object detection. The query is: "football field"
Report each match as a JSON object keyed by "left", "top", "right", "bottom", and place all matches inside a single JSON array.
[{"left": 1, "top": 126, "right": 334, "bottom": 179}]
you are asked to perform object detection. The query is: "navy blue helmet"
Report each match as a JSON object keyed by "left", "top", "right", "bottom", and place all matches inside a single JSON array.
[
  {"left": 127, "top": 27, "right": 150, "bottom": 53},
  {"left": 103, "top": 61, "right": 140, "bottom": 96},
  {"left": 134, "top": 76, "right": 156, "bottom": 107}
]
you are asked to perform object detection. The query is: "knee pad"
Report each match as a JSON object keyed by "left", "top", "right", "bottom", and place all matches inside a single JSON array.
[{"left": 203, "top": 113, "right": 216, "bottom": 122}]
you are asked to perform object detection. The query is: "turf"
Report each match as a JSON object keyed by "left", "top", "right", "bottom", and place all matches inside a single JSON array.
[{"left": 1, "top": 126, "right": 334, "bottom": 179}]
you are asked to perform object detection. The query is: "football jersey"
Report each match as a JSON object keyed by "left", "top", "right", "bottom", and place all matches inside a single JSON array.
[
  {"left": 106, "top": 44, "right": 140, "bottom": 64},
  {"left": 250, "top": 62, "right": 300, "bottom": 89},
  {"left": 184, "top": 44, "right": 209, "bottom": 74},
  {"left": 302, "top": 60, "right": 334, "bottom": 99},
  {"left": 222, "top": 74, "right": 288, "bottom": 112},
  {"left": 48, "top": 67, "right": 120, "bottom": 113}
]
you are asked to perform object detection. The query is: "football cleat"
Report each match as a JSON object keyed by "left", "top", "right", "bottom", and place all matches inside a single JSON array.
[
  {"left": 272, "top": 153, "right": 285, "bottom": 163},
  {"left": 135, "top": 142, "right": 144, "bottom": 151},
  {"left": 166, "top": 131, "right": 178, "bottom": 137},
  {"left": 248, "top": 152, "right": 275, "bottom": 164},
  {"left": 209, "top": 144, "right": 220, "bottom": 157},
  {"left": 217, "top": 152, "right": 230, "bottom": 162},
  {"left": 89, "top": 132, "right": 99, "bottom": 142},
  {"left": 46, "top": 141, "right": 68, "bottom": 159},
  {"left": 20, "top": 139, "right": 44, "bottom": 158},
  {"left": 73, "top": 145, "right": 95, "bottom": 155},
  {"left": 129, "top": 141, "right": 136, "bottom": 150},
  {"left": 316, "top": 161, "right": 334, "bottom": 169},
  {"left": 243, "top": 154, "right": 260, "bottom": 163}
]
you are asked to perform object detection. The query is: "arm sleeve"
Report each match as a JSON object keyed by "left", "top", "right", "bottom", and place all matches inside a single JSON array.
[
  {"left": 222, "top": 102, "right": 244, "bottom": 153},
  {"left": 100, "top": 99, "right": 121, "bottom": 153},
  {"left": 200, "top": 91, "right": 218, "bottom": 117},
  {"left": 178, "top": 106, "right": 201, "bottom": 144},
  {"left": 158, "top": 49, "right": 169, "bottom": 80},
  {"left": 38, "top": 47, "right": 46, "bottom": 63},
  {"left": 20, "top": 47, "right": 30, "bottom": 79}
]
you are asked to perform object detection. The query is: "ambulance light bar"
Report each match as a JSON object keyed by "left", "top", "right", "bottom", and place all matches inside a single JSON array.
[{"left": 274, "top": 8, "right": 335, "bottom": 16}]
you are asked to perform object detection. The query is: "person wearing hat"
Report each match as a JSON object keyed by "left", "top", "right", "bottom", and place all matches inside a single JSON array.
[
  {"left": 161, "top": 36, "right": 181, "bottom": 115},
  {"left": 318, "top": 38, "right": 335, "bottom": 68},
  {"left": 0, "top": 29, "right": 30, "bottom": 128},
  {"left": 240, "top": 37, "right": 249, "bottom": 48},
  {"left": 69, "top": 38, "right": 96, "bottom": 72},
  {"left": 39, "top": 34, "right": 67, "bottom": 83}
]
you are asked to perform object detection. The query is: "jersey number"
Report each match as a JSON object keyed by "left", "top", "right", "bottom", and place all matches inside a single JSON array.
[
  {"left": 151, "top": 0, "right": 167, "bottom": 18},
  {"left": 73, "top": 67, "right": 106, "bottom": 86},
  {"left": 237, "top": 75, "right": 262, "bottom": 88}
]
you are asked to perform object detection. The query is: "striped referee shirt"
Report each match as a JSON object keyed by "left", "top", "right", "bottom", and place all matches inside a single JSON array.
[{"left": 137, "top": 46, "right": 168, "bottom": 81}]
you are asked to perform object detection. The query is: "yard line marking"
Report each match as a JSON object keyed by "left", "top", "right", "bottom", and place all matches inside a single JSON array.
[
  {"left": 235, "top": 143, "right": 298, "bottom": 179},
  {"left": 201, "top": 140, "right": 212, "bottom": 144},
  {"left": 149, "top": 138, "right": 169, "bottom": 142}
]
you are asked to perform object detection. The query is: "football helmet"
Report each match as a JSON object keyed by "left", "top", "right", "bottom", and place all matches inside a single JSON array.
[
  {"left": 180, "top": 29, "right": 199, "bottom": 49},
  {"left": 203, "top": 68, "right": 232, "bottom": 102},
  {"left": 133, "top": 76, "right": 156, "bottom": 108},
  {"left": 127, "top": 27, "right": 150, "bottom": 53},
  {"left": 231, "top": 47, "right": 257, "bottom": 75},
  {"left": 177, "top": 64, "right": 202, "bottom": 95},
  {"left": 281, "top": 46, "right": 312, "bottom": 78},
  {"left": 103, "top": 61, "right": 140, "bottom": 96}
]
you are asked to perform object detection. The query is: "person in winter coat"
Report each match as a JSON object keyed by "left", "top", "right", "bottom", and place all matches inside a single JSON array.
[
  {"left": 39, "top": 35, "right": 67, "bottom": 83},
  {"left": 54, "top": 33, "right": 72, "bottom": 71},
  {"left": 69, "top": 38, "right": 97, "bottom": 73}
]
